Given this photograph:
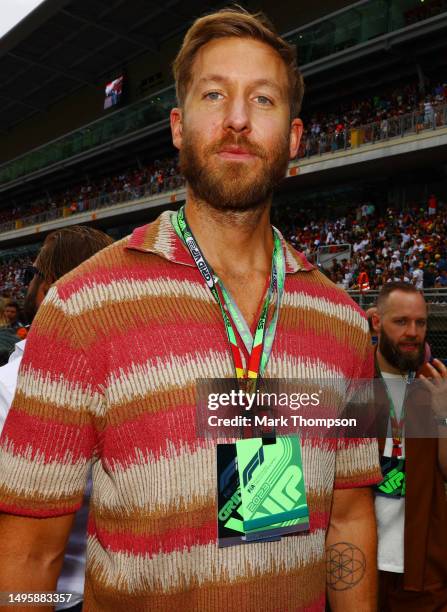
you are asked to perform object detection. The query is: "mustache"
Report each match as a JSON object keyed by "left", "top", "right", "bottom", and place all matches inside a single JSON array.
[{"left": 206, "top": 134, "right": 267, "bottom": 159}]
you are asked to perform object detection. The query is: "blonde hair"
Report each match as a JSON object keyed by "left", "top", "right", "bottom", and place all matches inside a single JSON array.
[{"left": 173, "top": 7, "right": 304, "bottom": 118}]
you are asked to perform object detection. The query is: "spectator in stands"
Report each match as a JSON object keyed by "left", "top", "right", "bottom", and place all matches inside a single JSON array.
[
  {"left": 3, "top": 302, "right": 24, "bottom": 330},
  {"left": 428, "top": 193, "right": 437, "bottom": 216},
  {"left": 423, "top": 263, "right": 436, "bottom": 288},
  {"left": 372, "top": 282, "right": 447, "bottom": 611},
  {"left": 435, "top": 253, "right": 447, "bottom": 272},
  {"left": 435, "top": 269, "right": 447, "bottom": 288},
  {"left": 424, "top": 98, "right": 435, "bottom": 126},
  {"left": 411, "top": 261, "right": 425, "bottom": 289},
  {"left": 0, "top": 9, "right": 380, "bottom": 611},
  {"left": 0, "top": 225, "right": 113, "bottom": 612}
]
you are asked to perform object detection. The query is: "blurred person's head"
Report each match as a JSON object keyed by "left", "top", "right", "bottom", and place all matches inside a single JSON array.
[
  {"left": 24, "top": 226, "right": 113, "bottom": 323},
  {"left": 372, "top": 281, "right": 426, "bottom": 373},
  {"left": 4, "top": 301, "right": 20, "bottom": 325}
]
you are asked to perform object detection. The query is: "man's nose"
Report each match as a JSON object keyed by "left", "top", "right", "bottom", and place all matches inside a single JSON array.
[
  {"left": 222, "top": 96, "right": 251, "bottom": 133},
  {"left": 405, "top": 321, "right": 418, "bottom": 337}
]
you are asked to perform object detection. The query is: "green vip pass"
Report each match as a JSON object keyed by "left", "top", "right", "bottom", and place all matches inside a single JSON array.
[
  {"left": 235, "top": 436, "right": 309, "bottom": 534},
  {"left": 374, "top": 456, "right": 406, "bottom": 498}
]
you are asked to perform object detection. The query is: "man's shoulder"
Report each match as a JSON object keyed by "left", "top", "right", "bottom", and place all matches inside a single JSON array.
[
  {"left": 53, "top": 236, "right": 125, "bottom": 287},
  {"left": 54, "top": 212, "right": 180, "bottom": 299},
  {"left": 48, "top": 217, "right": 186, "bottom": 320},
  {"left": 54, "top": 229, "right": 162, "bottom": 295}
]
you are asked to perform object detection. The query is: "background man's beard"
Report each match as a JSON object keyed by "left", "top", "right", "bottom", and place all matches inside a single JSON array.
[
  {"left": 179, "top": 131, "right": 290, "bottom": 213},
  {"left": 379, "top": 327, "right": 425, "bottom": 372}
]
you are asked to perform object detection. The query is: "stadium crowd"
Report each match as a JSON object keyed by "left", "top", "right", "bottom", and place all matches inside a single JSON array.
[
  {"left": 1, "top": 78, "right": 446, "bottom": 229},
  {"left": 0, "top": 192, "right": 445, "bottom": 309},
  {"left": 275, "top": 194, "right": 447, "bottom": 291},
  {"left": 0, "top": 156, "right": 180, "bottom": 226},
  {"left": 0, "top": 255, "right": 33, "bottom": 303},
  {"left": 300, "top": 78, "right": 447, "bottom": 157}
]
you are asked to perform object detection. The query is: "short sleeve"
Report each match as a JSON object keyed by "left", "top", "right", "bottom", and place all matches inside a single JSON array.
[
  {"left": 0, "top": 286, "right": 104, "bottom": 517},
  {"left": 334, "top": 315, "right": 382, "bottom": 489},
  {"left": 334, "top": 437, "right": 382, "bottom": 489}
]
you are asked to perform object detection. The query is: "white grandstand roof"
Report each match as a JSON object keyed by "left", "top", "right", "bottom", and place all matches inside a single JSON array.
[{"left": 0, "top": 0, "right": 45, "bottom": 40}]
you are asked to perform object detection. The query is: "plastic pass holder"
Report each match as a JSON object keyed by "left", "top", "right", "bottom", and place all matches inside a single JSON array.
[
  {"left": 374, "top": 456, "right": 406, "bottom": 498},
  {"left": 216, "top": 437, "right": 310, "bottom": 548}
]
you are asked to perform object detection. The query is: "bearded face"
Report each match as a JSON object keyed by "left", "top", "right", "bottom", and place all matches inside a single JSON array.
[
  {"left": 378, "top": 325, "right": 425, "bottom": 372},
  {"left": 179, "top": 127, "right": 290, "bottom": 213}
]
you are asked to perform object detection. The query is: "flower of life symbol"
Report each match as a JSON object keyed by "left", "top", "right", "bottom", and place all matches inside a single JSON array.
[{"left": 326, "top": 542, "right": 366, "bottom": 590}]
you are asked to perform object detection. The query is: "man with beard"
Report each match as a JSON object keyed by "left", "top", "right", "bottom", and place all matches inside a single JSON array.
[
  {"left": 371, "top": 281, "right": 447, "bottom": 611},
  {"left": 0, "top": 226, "right": 112, "bottom": 612},
  {"left": 0, "top": 9, "right": 381, "bottom": 612}
]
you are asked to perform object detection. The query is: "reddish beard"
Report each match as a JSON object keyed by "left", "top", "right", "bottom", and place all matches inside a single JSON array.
[
  {"left": 179, "top": 129, "right": 290, "bottom": 213},
  {"left": 379, "top": 327, "right": 425, "bottom": 372}
]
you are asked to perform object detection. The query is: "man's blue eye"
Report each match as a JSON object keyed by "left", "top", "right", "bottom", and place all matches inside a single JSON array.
[
  {"left": 206, "top": 92, "right": 222, "bottom": 101},
  {"left": 256, "top": 96, "right": 272, "bottom": 105}
]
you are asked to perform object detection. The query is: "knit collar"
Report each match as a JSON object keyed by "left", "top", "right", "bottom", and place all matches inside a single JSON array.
[{"left": 126, "top": 210, "right": 314, "bottom": 274}]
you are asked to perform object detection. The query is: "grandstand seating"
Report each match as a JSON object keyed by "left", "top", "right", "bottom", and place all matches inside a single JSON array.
[
  {"left": 0, "top": 157, "right": 180, "bottom": 232},
  {"left": 300, "top": 79, "right": 447, "bottom": 158},
  {"left": 1, "top": 77, "right": 446, "bottom": 235}
]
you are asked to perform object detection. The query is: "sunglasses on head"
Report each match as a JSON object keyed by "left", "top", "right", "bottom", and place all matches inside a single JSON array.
[{"left": 23, "top": 266, "right": 45, "bottom": 285}]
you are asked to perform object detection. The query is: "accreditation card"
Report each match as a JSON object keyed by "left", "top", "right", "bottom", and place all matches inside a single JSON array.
[
  {"left": 236, "top": 436, "right": 309, "bottom": 534},
  {"left": 216, "top": 436, "right": 309, "bottom": 547}
]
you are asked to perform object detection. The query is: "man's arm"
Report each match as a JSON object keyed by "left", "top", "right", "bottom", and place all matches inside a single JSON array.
[
  {"left": 0, "top": 513, "right": 75, "bottom": 612},
  {"left": 326, "top": 487, "right": 377, "bottom": 611}
]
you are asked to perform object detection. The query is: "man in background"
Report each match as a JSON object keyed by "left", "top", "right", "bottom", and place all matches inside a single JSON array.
[
  {"left": 372, "top": 281, "right": 447, "bottom": 610},
  {"left": 0, "top": 225, "right": 113, "bottom": 612}
]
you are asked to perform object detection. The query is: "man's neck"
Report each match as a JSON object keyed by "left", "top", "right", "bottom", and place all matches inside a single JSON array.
[
  {"left": 376, "top": 349, "right": 408, "bottom": 376},
  {"left": 183, "top": 189, "right": 274, "bottom": 277}
]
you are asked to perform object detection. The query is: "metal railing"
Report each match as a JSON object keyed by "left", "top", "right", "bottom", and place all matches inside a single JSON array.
[
  {"left": 0, "top": 174, "right": 185, "bottom": 234},
  {"left": 349, "top": 288, "right": 447, "bottom": 307},
  {"left": 300, "top": 103, "right": 447, "bottom": 159}
]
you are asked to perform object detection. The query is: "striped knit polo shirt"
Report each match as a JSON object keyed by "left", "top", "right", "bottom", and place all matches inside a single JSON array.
[{"left": 0, "top": 211, "right": 380, "bottom": 611}]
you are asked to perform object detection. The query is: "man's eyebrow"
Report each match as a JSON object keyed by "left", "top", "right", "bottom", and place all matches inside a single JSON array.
[
  {"left": 197, "top": 75, "right": 284, "bottom": 95},
  {"left": 197, "top": 74, "right": 229, "bottom": 87},
  {"left": 251, "top": 78, "right": 284, "bottom": 95}
]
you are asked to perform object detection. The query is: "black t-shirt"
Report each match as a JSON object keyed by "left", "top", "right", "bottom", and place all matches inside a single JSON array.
[{"left": 423, "top": 269, "right": 436, "bottom": 288}]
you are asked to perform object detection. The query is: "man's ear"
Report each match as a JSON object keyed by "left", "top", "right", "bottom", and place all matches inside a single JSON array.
[
  {"left": 289, "top": 117, "right": 303, "bottom": 159},
  {"left": 171, "top": 107, "right": 183, "bottom": 150},
  {"left": 371, "top": 312, "right": 381, "bottom": 334}
]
